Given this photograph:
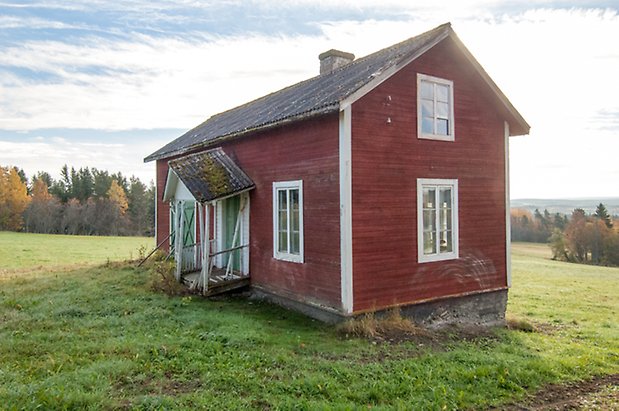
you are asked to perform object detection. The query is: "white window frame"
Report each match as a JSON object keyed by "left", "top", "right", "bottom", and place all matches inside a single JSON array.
[
  {"left": 417, "top": 178, "right": 459, "bottom": 263},
  {"left": 273, "top": 180, "right": 304, "bottom": 263},
  {"left": 417, "top": 73, "right": 455, "bottom": 141}
]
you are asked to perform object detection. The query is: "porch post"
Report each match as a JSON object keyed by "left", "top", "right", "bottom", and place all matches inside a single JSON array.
[
  {"left": 174, "top": 200, "right": 182, "bottom": 281},
  {"left": 195, "top": 202, "right": 204, "bottom": 291},
  {"left": 202, "top": 204, "right": 211, "bottom": 294}
]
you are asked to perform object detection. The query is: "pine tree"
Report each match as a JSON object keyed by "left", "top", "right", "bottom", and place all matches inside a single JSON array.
[{"left": 594, "top": 203, "right": 613, "bottom": 229}]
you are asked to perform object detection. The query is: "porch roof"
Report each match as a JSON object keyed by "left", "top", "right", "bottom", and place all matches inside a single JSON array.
[{"left": 166, "top": 148, "right": 255, "bottom": 203}]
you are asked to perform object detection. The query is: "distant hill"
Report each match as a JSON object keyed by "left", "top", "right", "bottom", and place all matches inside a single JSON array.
[{"left": 511, "top": 198, "right": 619, "bottom": 216}]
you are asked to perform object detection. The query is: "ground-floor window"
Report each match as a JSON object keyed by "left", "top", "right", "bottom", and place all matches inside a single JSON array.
[
  {"left": 417, "top": 178, "right": 458, "bottom": 263},
  {"left": 273, "top": 180, "right": 304, "bottom": 263}
]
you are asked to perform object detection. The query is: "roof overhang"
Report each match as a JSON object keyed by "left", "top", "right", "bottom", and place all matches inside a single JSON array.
[
  {"left": 162, "top": 147, "right": 255, "bottom": 203},
  {"left": 144, "top": 105, "right": 338, "bottom": 163}
]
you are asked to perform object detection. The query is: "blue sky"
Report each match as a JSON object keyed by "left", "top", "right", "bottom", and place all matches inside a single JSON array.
[{"left": 1, "top": 1, "right": 618, "bottom": 198}]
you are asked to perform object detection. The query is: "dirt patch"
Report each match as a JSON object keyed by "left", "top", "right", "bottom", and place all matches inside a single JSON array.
[{"left": 496, "top": 373, "right": 619, "bottom": 410}]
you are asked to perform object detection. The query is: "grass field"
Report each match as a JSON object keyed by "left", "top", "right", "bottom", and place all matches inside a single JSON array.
[
  {"left": 0, "top": 235, "right": 617, "bottom": 409},
  {"left": 0, "top": 231, "right": 153, "bottom": 273}
]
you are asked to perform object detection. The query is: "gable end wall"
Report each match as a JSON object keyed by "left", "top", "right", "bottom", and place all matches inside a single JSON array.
[{"left": 351, "top": 36, "right": 508, "bottom": 312}]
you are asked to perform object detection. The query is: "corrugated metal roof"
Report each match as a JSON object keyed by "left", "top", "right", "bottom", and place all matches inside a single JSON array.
[
  {"left": 145, "top": 23, "right": 452, "bottom": 162},
  {"left": 168, "top": 148, "right": 254, "bottom": 203}
]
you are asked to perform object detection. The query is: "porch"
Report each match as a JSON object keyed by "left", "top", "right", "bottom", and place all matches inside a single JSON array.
[
  {"left": 182, "top": 267, "right": 250, "bottom": 296},
  {"left": 163, "top": 148, "right": 255, "bottom": 296}
]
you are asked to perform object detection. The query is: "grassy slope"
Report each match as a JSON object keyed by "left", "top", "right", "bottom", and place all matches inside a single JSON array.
[
  {"left": 0, "top": 231, "right": 153, "bottom": 272},
  {"left": 0, "top": 239, "right": 617, "bottom": 409}
]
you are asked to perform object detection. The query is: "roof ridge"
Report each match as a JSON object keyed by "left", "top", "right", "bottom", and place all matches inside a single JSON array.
[
  {"left": 326, "top": 22, "right": 452, "bottom": 77},
  {"left": 195, "top": 23, "right": 451, "bottom": 124},
  {"left": 145, "top": 23, "right": 454, "bottom": 162}
]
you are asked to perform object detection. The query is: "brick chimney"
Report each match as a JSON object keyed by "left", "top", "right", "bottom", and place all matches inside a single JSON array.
[{"left": 318, "top": 49, "right": 355, "bottom": 75}]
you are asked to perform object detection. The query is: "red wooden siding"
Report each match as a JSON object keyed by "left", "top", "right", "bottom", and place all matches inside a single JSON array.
[
  {"left": 156, "top": 159, "right": 170, "bottom": 252},
  {"left": 154, "top": 115, "right": 342, "bottom": 309},
  {"left": 219, "top": 114, "right": 341, "bottom": 309},
  {"left": 351, "top": 36, "right": 508, "bottom": 312}
]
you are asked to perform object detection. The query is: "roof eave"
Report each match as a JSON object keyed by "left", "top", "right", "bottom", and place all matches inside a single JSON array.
[
  {"left": 448, "top": 30, "right": 530, "bottom": 137},
  {"left": 144, "top": 104, "right": 340, "bottom": 163},
  {"left": 338, "top": 25, "right": 530, "bottom": 137}
]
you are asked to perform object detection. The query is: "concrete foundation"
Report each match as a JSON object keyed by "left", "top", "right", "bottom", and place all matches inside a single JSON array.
[{"left": 250, "top": 286, "right": 507, "bottom": 328}]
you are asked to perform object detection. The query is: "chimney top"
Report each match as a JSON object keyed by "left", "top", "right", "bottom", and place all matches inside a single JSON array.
[{"left": 318, "top": 49, "right": 355, "bottom": 75}]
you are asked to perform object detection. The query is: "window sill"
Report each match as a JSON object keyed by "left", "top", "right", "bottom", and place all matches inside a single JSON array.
[
  {"left": 418, "top": 251, "right": 458, "bottom": 263},
  {"left": 274, "top": 253, "right": 304, "bottom": 264},
  {"left": 418, "top": 133, "right": 455, "bottom": 142}
]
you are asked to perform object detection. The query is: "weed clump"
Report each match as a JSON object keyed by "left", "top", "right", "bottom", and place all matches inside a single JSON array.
[
  {"left": 338, "top": 307, "right": 430, "bottom": 342},
  {"left": 506, "top": 316, "right": 536, "bottom": 332},
  {"left": 148, "top": 258, "right": 187, "bottom": 296}
]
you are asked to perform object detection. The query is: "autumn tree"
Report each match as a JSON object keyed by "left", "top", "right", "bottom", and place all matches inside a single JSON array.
[
  {"left": 564, "top": 209, "right": 588, "bottom": 262},
  {"left": 108, "top": 180, "right": 128, "bottom": 215},
  {"left": 0, "top": 166, "right": 30, "bottom": 231},
  {"left": 23, "top": 178, "right": 62, "bottom": 234}
]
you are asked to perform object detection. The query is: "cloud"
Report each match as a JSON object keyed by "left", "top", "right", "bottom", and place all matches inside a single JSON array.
[
  {"left": 1, "top": 3, "right": 618, "bottom": 197},
  {"left": 0, "top": 132, "right": 171, "bottom": 184}
]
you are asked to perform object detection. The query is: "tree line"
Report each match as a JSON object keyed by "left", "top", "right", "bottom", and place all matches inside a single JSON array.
[
  {"left": 511, "top": 204, "right": 619, "bottom": 267},
  {"left": 0, "top": 165, "right": 154, "bottom": 236}
]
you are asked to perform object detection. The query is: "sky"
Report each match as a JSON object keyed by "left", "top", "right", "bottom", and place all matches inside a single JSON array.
[{"left": 0, "top": 1, "right": 618, "bottom": 199}]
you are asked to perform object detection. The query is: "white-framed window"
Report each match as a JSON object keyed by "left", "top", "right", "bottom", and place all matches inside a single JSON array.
[
  {"left": 417, "top": 73, "right": 455, "bottom": 141},
  {"left": 417, "top": 178, "right": 459, "bottom": 263},
  {"left": 273, "top": 180, "right": 304, "bottom": 263}
]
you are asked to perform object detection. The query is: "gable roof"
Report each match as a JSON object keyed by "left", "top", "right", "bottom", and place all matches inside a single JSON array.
[
  {"left": 145, "top": 23, "right": 529, "bottom": 162},
  {"left": 163, "top": 148, "right": 254, "bottom": 203}
]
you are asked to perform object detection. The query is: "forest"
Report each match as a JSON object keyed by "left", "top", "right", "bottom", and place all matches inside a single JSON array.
[
  {"left": 511, "top": 204, "right": 619, "bottom": 267},
  {"left": 0, "top": 165, "right": 154, "bottom": 237}
]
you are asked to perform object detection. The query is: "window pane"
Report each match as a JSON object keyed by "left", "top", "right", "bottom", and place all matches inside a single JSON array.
[
  {"left": 290, "top": 189, "right": 299, "bottom": 211},
  {"left": 436, "top": 84, "right": 449, "bottom": 102},
  {"left": 423, "top": 188, "right": 436, "bottom": 209},
  {"left": 278, "top": 190, "right": 287, "bottom": 211},
  {"left": 278, "top": 210, "right": 288, "bottom": 231},
  {"left": 290, "top": 230, "right": 300, "bottom": 254},
  {"left": 420, "top": 80, "right": 433, "bottom": 99},
  {"left": 423, "top": 210, "right": 436, "bottom": 232},
  {"left": 278, "top": 231, "right": 288, "bottom": 253},
  {"left": 422, "top": 117, "right": 434, "bottom": 134},
  {"left": 440, "top": 230, "right": 452, "bottom": 253},
  {"left": 423, "top": 231, "right": 435, "bottom": 254},
  {"left": 437, "top": 102, "right": 449, "bottom": 118},
  {"left": 439, "top": 188, "right": 452, "bottom": 209},
  {"left": 421, "top": 99, "right": 434, "bottom": 118},
  {"left": 437, "top": 118, "right": 449, "bottom": 135},
  {"left": 291, "top": 207, "right": 299, "bottom": 232}
]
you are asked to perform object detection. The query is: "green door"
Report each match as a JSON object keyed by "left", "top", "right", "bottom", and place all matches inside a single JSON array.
[
  {"left": 223, "top": 196, "right": 241, "bottom": 272},
  {"left": 182, "top": 202, "right": 195, "bottom": 247}
]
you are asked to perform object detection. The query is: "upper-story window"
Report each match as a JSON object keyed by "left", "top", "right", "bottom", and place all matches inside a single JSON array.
[{"left": 417, "top": 73, "right": 455, "bottom": 141}]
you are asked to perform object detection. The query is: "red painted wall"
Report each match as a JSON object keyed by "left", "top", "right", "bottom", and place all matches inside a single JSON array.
[
  {"left": 156, "top": 159, "right": 170, "bottom": 251},
  {"left": 351, "top": 36, "right": 508, "bottom": 312},
  {"left": 155, "top": 115, "right": 342, "bottom": 310}
]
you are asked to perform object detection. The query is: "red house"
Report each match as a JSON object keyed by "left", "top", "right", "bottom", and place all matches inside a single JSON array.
[{"left": 145, "top": 23, "right": 529, "bottom": 325}]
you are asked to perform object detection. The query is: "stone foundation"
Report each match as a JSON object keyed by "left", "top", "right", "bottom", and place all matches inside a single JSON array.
[
  {"left": 250, "top": 287, "right": 508, "bottom": 328},
  {"left": 396, "top": 289, "right": 507, "bottom": 328}
]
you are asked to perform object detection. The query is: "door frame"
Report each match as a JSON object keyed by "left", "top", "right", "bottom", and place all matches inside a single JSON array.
[{"left": 215, "top": 192, "right": 250, "bottom": 274}]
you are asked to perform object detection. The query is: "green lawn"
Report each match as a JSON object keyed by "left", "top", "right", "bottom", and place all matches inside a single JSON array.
[
  {"left": 0, "top": 231, "right": 153, "bottom": 272},
  {"left": 0, "top": 238, "right": 617, "bottom": 409}
]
